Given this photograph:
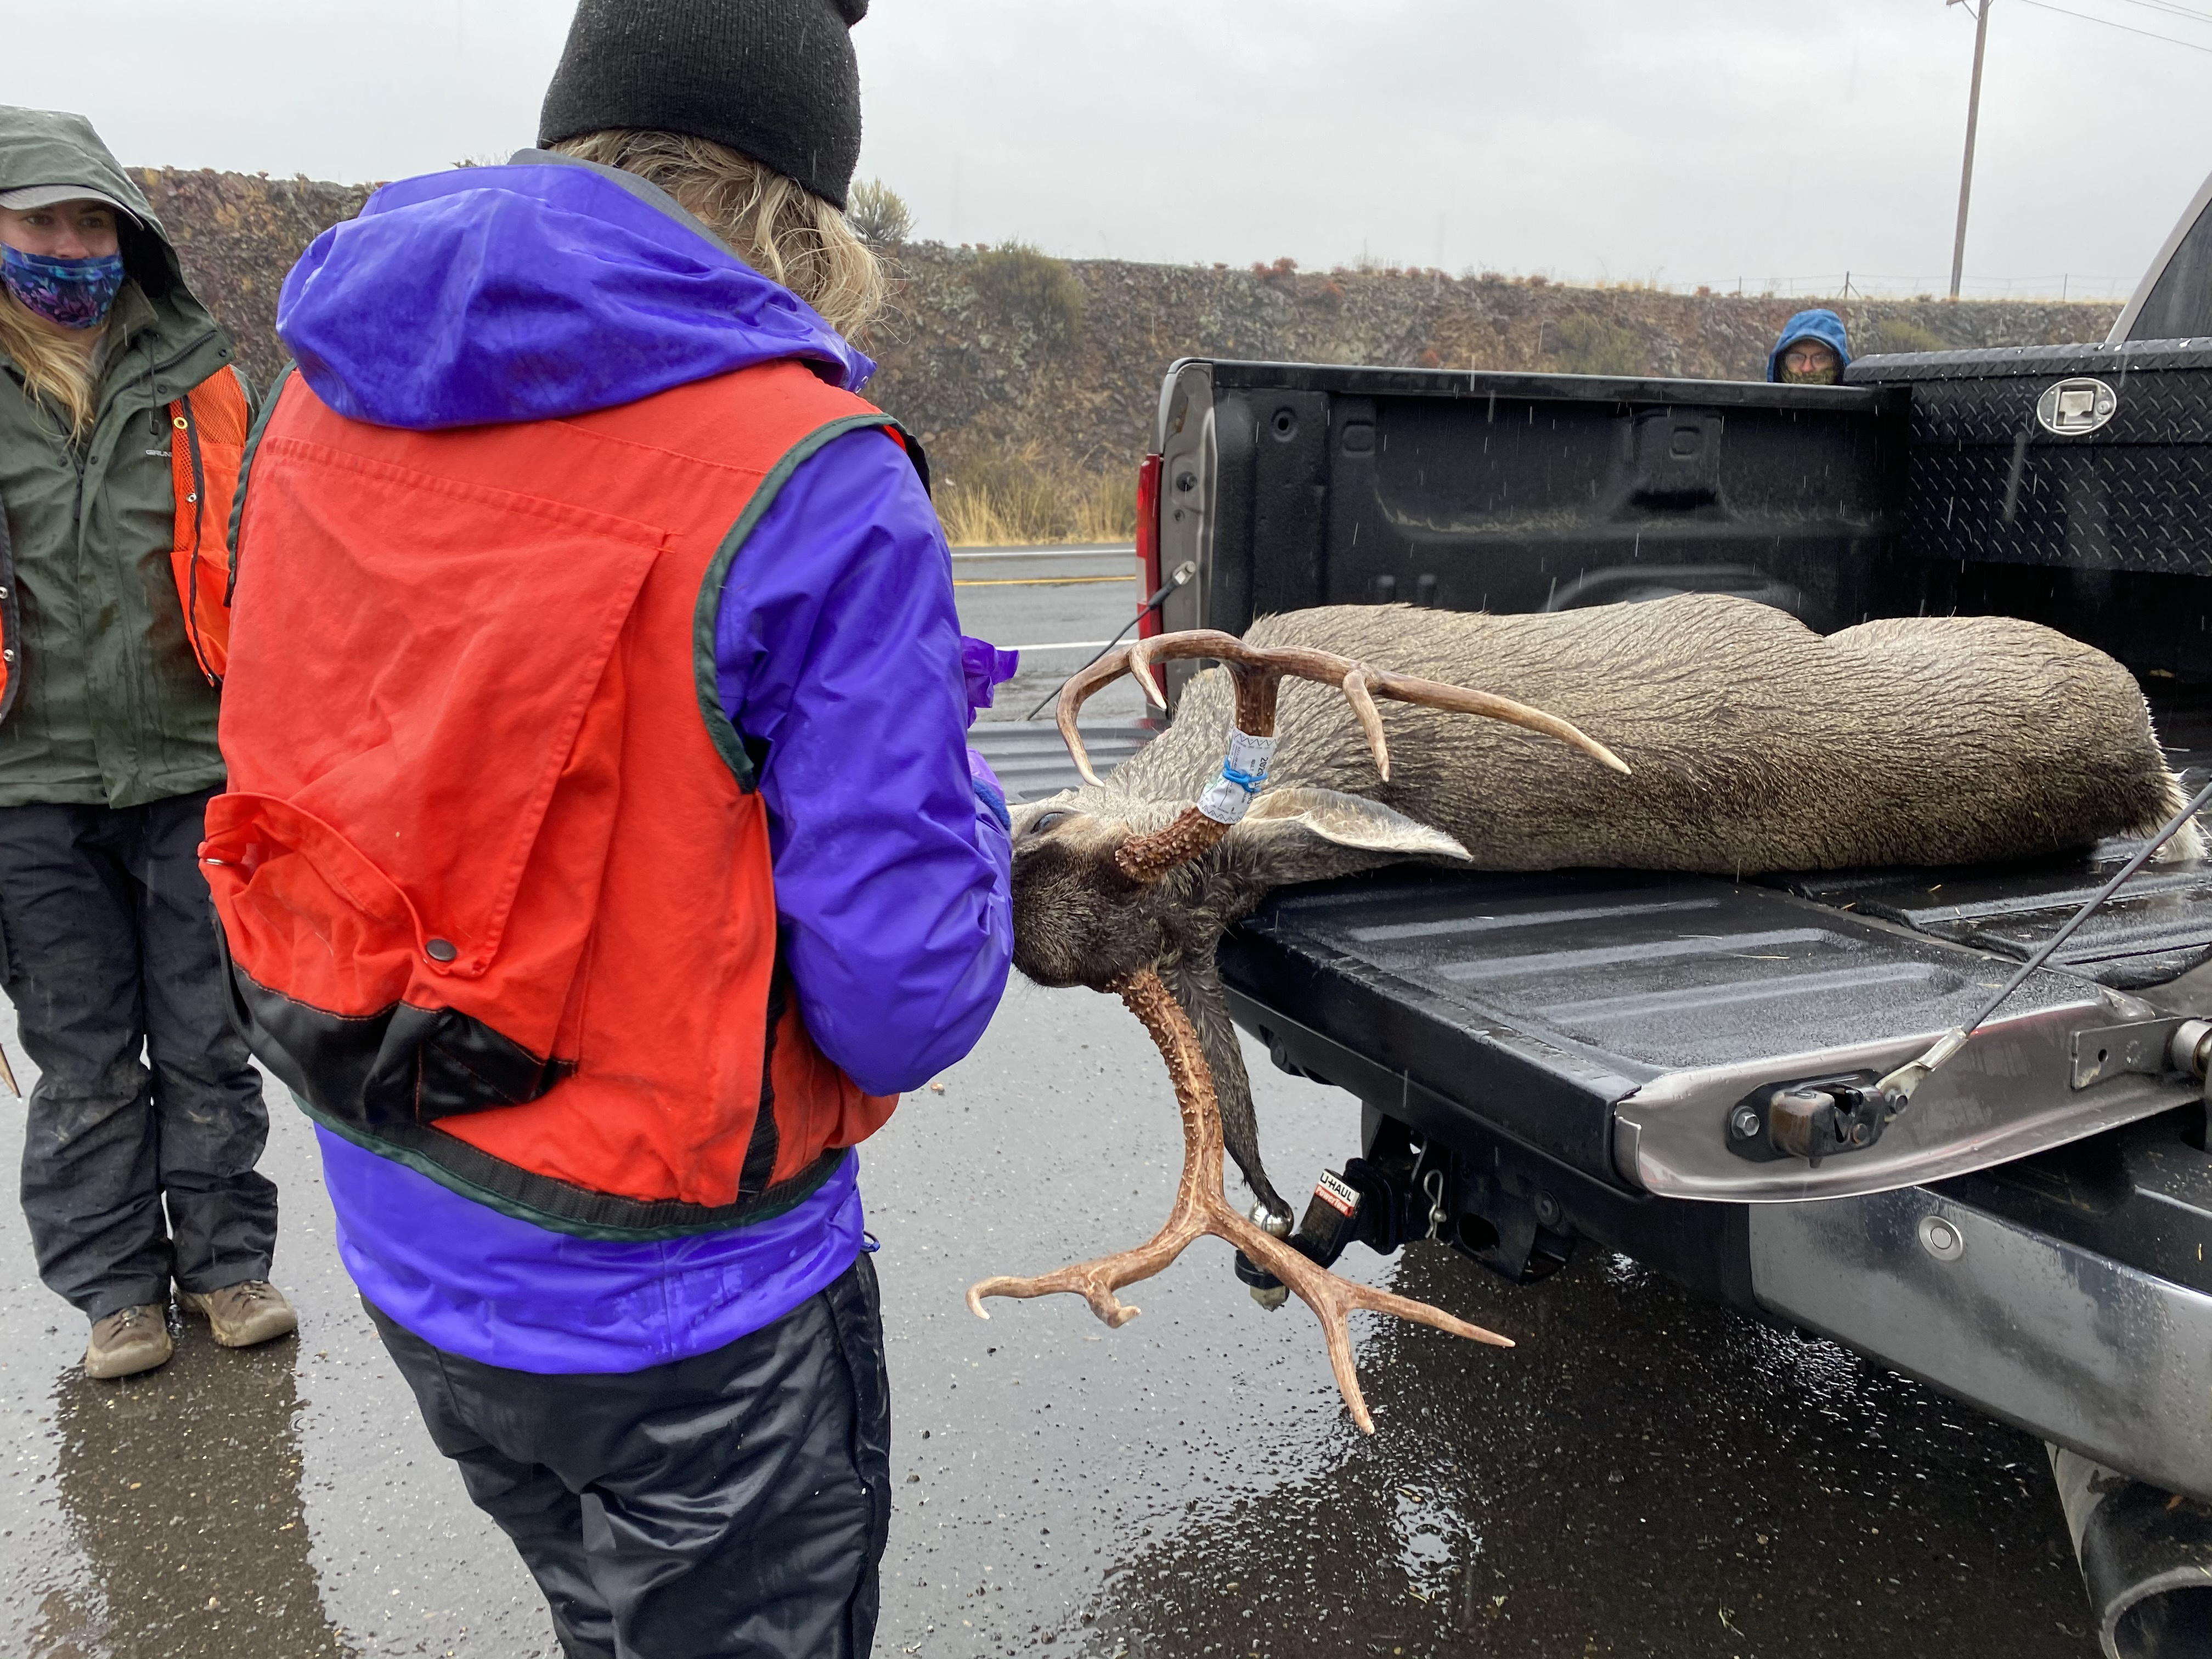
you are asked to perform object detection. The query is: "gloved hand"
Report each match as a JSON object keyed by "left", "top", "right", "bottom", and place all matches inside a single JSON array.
[
  {"left": 959, "top": 635, "right": 1020, "bottom": 729},
  {"left": 968, "top": 746, "right": 1011, "bottom": 833}
]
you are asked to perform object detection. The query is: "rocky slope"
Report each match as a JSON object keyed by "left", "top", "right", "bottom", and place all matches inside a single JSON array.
[{"left": 137, "top": 167, "right": 2121, "bottom": 493}]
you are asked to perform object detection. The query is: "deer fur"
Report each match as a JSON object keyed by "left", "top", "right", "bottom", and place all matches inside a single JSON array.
[{"left": 1010, "top": 594, "right": 2197, "bottom": 1220}]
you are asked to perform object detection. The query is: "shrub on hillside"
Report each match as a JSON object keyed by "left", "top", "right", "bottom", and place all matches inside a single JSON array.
[
  {"left": 969, "top": 242, "right": 1085, "bottom": 351},
  {"left": 847, "top": 178, "right": 912, "bottom": 247},
  {"left": 1861, "top": 318, "right": 1949, "bottom": 356},
  {"left": 1547, "top": 313, "right": 1646, "bottom": 376}
]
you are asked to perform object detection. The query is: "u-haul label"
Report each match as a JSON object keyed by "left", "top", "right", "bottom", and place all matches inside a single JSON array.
[{"left": 1314, "top": 1170, "right": 1361, "bottom": 1217}]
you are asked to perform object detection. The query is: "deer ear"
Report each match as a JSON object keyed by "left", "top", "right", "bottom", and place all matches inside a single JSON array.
[{"left": 1227, "top": 787, "right": 1470, "bottom": 884}]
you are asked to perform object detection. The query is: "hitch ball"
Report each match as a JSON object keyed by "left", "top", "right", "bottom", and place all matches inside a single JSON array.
[{"left": 2169, "top": 1019, "right": 2212, "bottom": 1083}]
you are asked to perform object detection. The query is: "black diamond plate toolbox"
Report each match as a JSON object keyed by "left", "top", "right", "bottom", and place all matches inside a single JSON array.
[{"left": 1848, "top": 339, "right": 2212, "bottom": 577}]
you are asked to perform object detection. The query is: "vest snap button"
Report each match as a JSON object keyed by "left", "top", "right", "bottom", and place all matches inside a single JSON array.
[{"left": 424, "top": 938, "right": 458, "bottom": 963}]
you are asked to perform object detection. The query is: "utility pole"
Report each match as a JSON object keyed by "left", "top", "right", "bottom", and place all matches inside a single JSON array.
[{"left": 1948, "top": 0, "right": 1990, "bottom": 300}]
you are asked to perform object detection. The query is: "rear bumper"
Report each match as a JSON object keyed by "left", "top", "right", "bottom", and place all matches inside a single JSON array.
[
  {"left": 1751, "top": 1185, "right": 2212, "bottom": 1503},
  {"left": 1233, "top": 977, "right": 2212, "bottom": 1501}
]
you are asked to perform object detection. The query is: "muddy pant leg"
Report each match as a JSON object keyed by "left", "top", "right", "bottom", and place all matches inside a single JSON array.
[
  {"left": 366, "top": 1300, "right": 619, "bottom": 1659},
  {"left": 0, "top": 803, "right": 171, "bottom": 1318},
  {"left": 366, "top": 1256, "right": 891, "bottom": 1659},
  {"left": 129, "top": 789, "right": 276, "bottom": 1291}
]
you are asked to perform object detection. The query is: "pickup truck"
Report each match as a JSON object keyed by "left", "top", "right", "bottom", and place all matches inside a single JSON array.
[{"left": 976, "top": 169, "right": 2212, "bottom": 1656}]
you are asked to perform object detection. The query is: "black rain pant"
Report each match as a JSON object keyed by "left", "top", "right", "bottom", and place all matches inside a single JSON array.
[
  {"left": 0, "top": 788, "right": 278, "bottom": 1319},
  {"left": 366, "top": 1253, "right": 892, "bottom": 1659}
]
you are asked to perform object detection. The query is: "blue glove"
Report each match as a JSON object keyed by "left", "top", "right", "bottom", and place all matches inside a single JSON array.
[{"left": 968, "top": 747, "right": 1012, "bottom": 832}]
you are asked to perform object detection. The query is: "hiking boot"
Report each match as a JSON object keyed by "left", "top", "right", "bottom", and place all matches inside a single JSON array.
[
  {"left": 85, "top": 1303, "right": 174, "bottom": 1379},
  {"left": 177, "top": 1280, "right": 297, "bottom": 1348}
]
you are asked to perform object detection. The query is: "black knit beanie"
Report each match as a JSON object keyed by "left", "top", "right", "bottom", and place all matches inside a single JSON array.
[{"left": 538, "top": 0, "right": 868, "bottom": 209}]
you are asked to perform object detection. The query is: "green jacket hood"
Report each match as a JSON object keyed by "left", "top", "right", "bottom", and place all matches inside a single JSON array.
[{"left": 0, "top": 105, "right": 191, "bottom": 306}]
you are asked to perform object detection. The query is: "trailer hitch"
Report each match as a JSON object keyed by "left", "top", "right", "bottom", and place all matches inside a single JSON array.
[
  {"left": 1234, "top": 1168, "right": 1375, "bottom": 1305},
  {"left": 1724, "top": 1070, "right": 1903, "bottom": 1166}
]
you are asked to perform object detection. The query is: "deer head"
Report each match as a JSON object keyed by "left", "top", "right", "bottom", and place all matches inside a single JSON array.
[
  {"left": 1012, "top": 629, "right": 1628, "bottom": 983},
  {"left": 1007, "top": 630, "right": 1629, "bottom": 1220}
]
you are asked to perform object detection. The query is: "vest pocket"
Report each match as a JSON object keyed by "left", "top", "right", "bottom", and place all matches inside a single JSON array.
[
  {"left": 203, "top": 792, "right": 573, "bottom": 1130},
  {"left": 210, "top": 448, "right": 670, "bottom": 1133}
]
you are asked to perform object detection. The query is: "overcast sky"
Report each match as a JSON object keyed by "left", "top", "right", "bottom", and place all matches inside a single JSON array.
[{"left": 6, "top": 0, "right": 2208, "bottom": 300}]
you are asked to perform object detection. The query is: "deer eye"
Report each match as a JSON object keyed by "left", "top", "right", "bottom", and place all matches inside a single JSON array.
[{"left": 1028, "top": 809, "right": 1072, "bottom": 837}]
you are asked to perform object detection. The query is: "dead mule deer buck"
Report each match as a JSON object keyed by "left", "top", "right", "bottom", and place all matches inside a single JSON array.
[{"left": 1007, "top": 595, "right": 2196, "bottom": 1224}]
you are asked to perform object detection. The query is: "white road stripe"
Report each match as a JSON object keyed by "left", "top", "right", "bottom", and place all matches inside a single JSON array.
[{"left": 950, "top": 545, "right": 1135, "bottom": 562}]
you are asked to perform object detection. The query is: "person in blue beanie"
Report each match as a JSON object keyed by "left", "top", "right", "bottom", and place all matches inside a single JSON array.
[{"left": 1767, "top": 307, "right": 1851, "bottom": 384}]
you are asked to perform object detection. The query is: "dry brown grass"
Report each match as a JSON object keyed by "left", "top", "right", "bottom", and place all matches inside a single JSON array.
[{"left": 935, "top": 444, "right": 1137, "bottom": 545}]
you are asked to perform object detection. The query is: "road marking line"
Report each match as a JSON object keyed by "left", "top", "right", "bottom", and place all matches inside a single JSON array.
[
  {"left": 949, "top": 545, "right": 1135, "bottom": 560},
  {"left": 952, "top": 575, "right": 1132, "bottom": 588}
]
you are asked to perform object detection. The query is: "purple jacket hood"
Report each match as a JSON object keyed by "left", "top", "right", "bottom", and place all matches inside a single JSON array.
[{"left": 276, "top": 150, "right": 873, "bottom": 430}]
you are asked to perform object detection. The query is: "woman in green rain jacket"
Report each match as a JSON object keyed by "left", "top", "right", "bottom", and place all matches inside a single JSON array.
[{"left": 0, "top": 106, "right": 294, "bottom": 1379}]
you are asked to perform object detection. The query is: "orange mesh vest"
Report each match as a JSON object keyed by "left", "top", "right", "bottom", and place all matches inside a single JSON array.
[
  {"left": 206, "top": 359, "right": 905, "bottom": 1235},
  {"left": 0, "top": 364, "right": 248, "bottom": 720}
]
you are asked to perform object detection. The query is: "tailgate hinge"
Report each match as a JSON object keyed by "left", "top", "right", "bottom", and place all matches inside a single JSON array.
[{"left": 2070, "top": 1019, "right": 2193, "bottom": 1090}]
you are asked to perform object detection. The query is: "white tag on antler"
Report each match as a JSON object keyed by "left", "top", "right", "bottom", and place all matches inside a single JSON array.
[{"left": 1197, "top": 728, "right": 1277, "bottom": 824}]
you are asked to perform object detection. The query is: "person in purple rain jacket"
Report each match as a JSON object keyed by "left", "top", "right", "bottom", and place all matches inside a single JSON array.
[{"left": 212, "top": 3, "right": 1014, "bottom": 1655}]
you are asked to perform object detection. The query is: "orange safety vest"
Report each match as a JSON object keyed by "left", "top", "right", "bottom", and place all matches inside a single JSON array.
[
  {"left": 0, "top": 364, "right": 250, "bottom": 720},
  {"left": 167, "top": 366, "right": 252, "bottom": 682},
  {"left": 205, "top": 359, "right": 906, "bottom": 1235}
]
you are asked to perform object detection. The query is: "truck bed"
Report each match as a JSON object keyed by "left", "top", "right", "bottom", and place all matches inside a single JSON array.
[
  {"left": 1217, "top": 704, "right": 2212, "bottom": 1196},
  {"left": 977, "top": 697, "right": 2212, "bottom": 1210}
]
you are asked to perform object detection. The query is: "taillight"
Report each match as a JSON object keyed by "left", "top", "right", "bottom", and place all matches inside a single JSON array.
[{"left": 1135, "top": 452, "right": 1164, "bottom": 639}]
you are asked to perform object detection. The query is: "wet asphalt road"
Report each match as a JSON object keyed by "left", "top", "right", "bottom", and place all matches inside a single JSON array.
[
  {"left": 955, "top": 545, "right": 1146, "bottom": 727},
  {"left": 0, "top": 549, "right": 2098, "bottom": 1658}
]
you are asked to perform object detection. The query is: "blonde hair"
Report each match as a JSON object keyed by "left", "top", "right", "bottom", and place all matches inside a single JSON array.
[
  {"left": 551, "top": 128, "right": 884, "bottom": 340},
  {"left": 0, "top": 291, "right": 100, "bottom": 443}
]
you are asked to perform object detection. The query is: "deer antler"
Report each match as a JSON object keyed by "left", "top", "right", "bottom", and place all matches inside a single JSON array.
[
  {"left": 1058, "top": 630, "right": 1629, "bottom": 882},
  {"left": 966, "top": 967, "right": 1511, "bottom": 1435}
]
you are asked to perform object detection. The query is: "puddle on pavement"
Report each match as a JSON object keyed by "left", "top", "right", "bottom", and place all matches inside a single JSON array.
[
  {"left": 22, "top": 1319, "right": 350, "bottom": 1659},
  {"left": 1068, "top": 1244, "right": 2091, "bottom": 1659}
]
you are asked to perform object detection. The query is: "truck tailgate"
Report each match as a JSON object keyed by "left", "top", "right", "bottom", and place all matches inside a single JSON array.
[{"left": 1219, "top": 859, "right": 2212, "bottom": 1204}]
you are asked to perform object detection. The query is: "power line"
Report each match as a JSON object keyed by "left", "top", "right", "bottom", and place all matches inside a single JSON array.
[
  {"left": 2013, "top": 0, "right": 2212, "bottom": 52},
  {"left": 2113, "top": 0, "right": 2212, "bottom": 30}
]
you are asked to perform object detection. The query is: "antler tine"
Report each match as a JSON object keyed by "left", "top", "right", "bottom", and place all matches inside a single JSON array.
[
  {"left": 1368, "top": 670, "right": 1631, "bottom": 776},
  {"left": 968, "top": 967, "right": 1512, "bottom": 1435},
  {"left": 1055, "top": 631, "right": 1260, "bottom": 786},
  {"left": 1340, "top": 670, "right": 1391, "bottom": 782},
  {"left": 1056, "top": 647, "right": 1142, "bottom": 786},
  {"left": 1124, "top": 637, "right": 1171, "bottom": 710},
  {"left": 1172, "top": 637, "right": 1627, "bottom": 782}
]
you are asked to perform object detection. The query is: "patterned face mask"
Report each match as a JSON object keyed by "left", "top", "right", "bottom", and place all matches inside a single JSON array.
[{"left": 1, "top": 244, "right": 127, "bottom": 330}]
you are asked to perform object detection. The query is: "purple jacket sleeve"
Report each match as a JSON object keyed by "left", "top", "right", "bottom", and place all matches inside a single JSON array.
[{"left": 714, "top": 426, "right": 1012, "bottom": 1096}]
